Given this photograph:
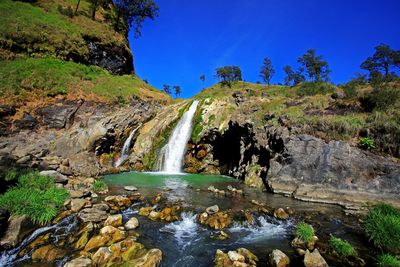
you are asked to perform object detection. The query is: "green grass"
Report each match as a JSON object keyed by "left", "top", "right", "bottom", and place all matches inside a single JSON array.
[
  {"left": 93, "top": 180, "right": 108, "bottom": 192},
  {"left": 364, "top": 203, "right": 400, "bottom": 252},
  {"left": 329, "top": 235, "right": 357, "bottom": 258},
  {"left": 0, "top": 57, "right": 168, "bottom": 103},
  {"left": 377, "top": 254, "right": 400, "bottom": 267},
  {"left": 0, "top": 171, "right": 69, "bottom": 224},
  {"left": 296, "top": 222, "right": 315, "bottom": 243},
  {"left": 359, "top": 136, "right": 376, "bottom": 150},
  {"left": 296, "top": 82, "right": 337, "bottom": 96}
]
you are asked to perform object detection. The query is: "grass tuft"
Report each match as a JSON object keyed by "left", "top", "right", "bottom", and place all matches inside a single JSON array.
[
  {"left": 377, "top": 254, "right": 400, "bottom": 267},
  {"left": 93, "top": 180, "right": 108, "bottom": 192},
  {"left": 329, "top": 235, "right": 357, "bottom": 258},
  {"left": 296, "top": 222, "right": 315, "bottom": 243}
]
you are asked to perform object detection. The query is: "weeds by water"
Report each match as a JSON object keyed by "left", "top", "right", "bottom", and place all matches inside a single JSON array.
[
  {"left": 329, "top": 235, "right": 357, "bottom": 258},
  {"left": 296, "top": 222, "right": 315, "bottom": 242}
]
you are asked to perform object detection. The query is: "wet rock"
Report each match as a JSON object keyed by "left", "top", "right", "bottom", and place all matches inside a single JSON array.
[
  {"left": 84, "top": 235, "right": 110, "bottom": 252},
  {"left": 63, "top": 257, "right": 92, "bottom": 267},
  {"left": 214, "top": 248, "right": 258, "bottom": 267},
  {"left": 199, "top": 211, "right": 233, "bottom": 230},
  {"left": 105, "top": 195, "right": 132, "bottom": 210},
  {"left": 71, "top": 199, "right": 87, "bottom": 213},
  {"left": 74, "top": 230, "right": 90, "bottom": 250},
  {"left": 92, "top": 247, "right": 112, "bottom": 266},
  {"left": 39, "top": 170, "right": 68, "bottom": 184},
  {"left": 125, "top": 217, "right": 139, "bottom": 230},
  {"left": 304, "top": 249, "right": 328, "bottom": 267},
  {"left": 0, "top": 215, "right": 34, "bottom": 249},
  {"left": 78, "top": 204, "right": 109, "bottom": 223},
  {"left": 210, "top": 230, "right": 229, "bottom": 240},
  {"left": 273, "top": 208, "right": 289, "bottom": 220},
  {"left": 104, "top": 214, "right": 123, "bottom": 227},
  {"left": 14, "top": 113, "right": 37, "bottom": 130},
  {"left": 159, "top": 206, "right": 180, "bottom": 222},
  {"left": 126, "top": 248, "right": 162, "bottom": 267},
  {"left": 148, "top": 211, "right": 160, "bottom": 221},
  {"left": 151, "top": 194, "right": 162, "bottom": 205},
  {"left": 100, "top": 225, "right": 126, "bottom": 241},
  {"left": 69, "top": 190, "right": 87, "bottom": 198},
  {"left": 237, "top": 248, "right": 258, "bottom": 265},
  {"left": 31, "top": 244, "right": 66, "bottom": 262},
  {"left": 228, "top": 251, "right": 245, "bottom": 262},
  {"left": 206, "top": 205, "right": 219, "bottom": 215},
  {"left": 269, "top": 249, "right": 290, "bottom": 267},
  {"left": 139, "top": 207, "right": 153, "bottom": 216},
  {"left": 196, "top": 149, "right": 207, "bottom": 159},
  {"left": 124, "top": 186, "right": 138, "bottom": 191}
]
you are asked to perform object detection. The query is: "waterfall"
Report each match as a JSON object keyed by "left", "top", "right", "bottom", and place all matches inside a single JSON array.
[
  {"left": 115, "top": 124, "right": 141, "bottom": 167},
  {"left": 157, "top": 101, "right": 199, "bottom": 173}
]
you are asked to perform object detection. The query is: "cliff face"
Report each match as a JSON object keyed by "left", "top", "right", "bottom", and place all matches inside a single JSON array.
[{"left": 0, "top": 0, "right": 133, "bottom": 74}]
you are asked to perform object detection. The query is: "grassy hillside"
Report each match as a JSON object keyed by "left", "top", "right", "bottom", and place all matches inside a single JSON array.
[{"left": 194, "top": 81, "right": 400, "bottom": 158}]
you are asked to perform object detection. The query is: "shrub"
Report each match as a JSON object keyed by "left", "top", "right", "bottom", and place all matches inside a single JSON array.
[
  {"left": 296, "top": 222, "right": 315, "bottom": 242},
  {"left": 359, "top": 136, "right": 375, "bottom": 150},
  {"left": 296, "top": 82, "right": 336, "bottom": 96},
  {"left": 377, "top": 254, "right": 400, "bottom": 267},
  {"left": 364, "top": 203, "right": 400, "bottom": 252},
  {"left": 360, "top": 86, "right": 400, "bottom": 112},
  {"left": 0, "top": 171, "right": 69, "bottom": 224},
  {"left": 57, "top": 5, "right": 74, "bottom": 18},
  {"left": 4, "top": 168, "right": 18, "bottom": 182},
  {"left": 93, "top": 180, "right": 108, "bottom": 192},
  {"left": 329, "top": 235, "right": 357, "bottom": 258}
]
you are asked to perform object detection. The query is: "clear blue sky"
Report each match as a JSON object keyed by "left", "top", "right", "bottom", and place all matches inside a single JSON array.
[{"left": 128, "top": 0, "right": 400, "bottom": 98}]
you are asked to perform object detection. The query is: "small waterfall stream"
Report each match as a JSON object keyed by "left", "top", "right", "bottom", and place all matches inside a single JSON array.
[
  {"left": 115, "top": 124, "right": 141, "bottom": 167},
  {"left": 157, "top": 101, "right": 199, "bottom": 173}
]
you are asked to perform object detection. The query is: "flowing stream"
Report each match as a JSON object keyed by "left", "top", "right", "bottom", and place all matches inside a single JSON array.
[
  {"left": 115, "top": 124, "right": 141, "bottom": 167},
  {"left": 157, "top": 101, "right": 199, "bottom": 173}
]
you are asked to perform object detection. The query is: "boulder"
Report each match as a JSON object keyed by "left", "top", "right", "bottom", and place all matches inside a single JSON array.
[
  {"left": 39, "top": 170, "right": 68, "bottom": 184},
  {"left": 63, "top": 257, "right": 92, "bottom": 267},
  {"left": 99, "top": 225, "right": 126, "bottom": 243},
  {"left": 92, "top": 247, "right": 112, "bottom": 266},
  {"left": 159, "top": 206, "right": 180, "bottom": 222},
  {"left": 78, "top": 204, "right": 109, "bottom": 223},
  {"left": 228, "top": 251, "right": 245, "bottom": 262},
  {"left": 36, "top": 104, "right": 78, "bottom": 129},
  {"left": 31, "top": 244, "right": 66, "bottom": 262},
  {"left": 126, "top": 248, "right": 162, "bottom": 267},
  {"left": 269, "top": 249, "right": 290, "bottom": 267},
  {"left": 125, "top": 217, "right": 139, "bottom": 230},
  {"left": 148, "top": 211, "right": 160, "bottom": 221},
  {"left": 273, "top": 208, "right": 289, "bottom": 220},
  {"left": 104, "top": 214, "right": 123, "bottom": 227},
  {"left": 105, "top": 195, "right": 132, "bottom": 210},
  {"left": 139, "top": 207, "right": 153, "bottom": 216},
  {"left": 71, "top": 199, "right": 87, "bottom": 213},
  {"left": 0, "top": 215, "right": 34, "bottom": 249},
  {"left": 199, "top": 211, "right": 233, "bottom": 230},
  {"left": 206, "top": 205, "right": 219, "bottom": 215},
  {"left": 214, "top": 248, "right": 258, "bottom": 267},
  {"left": 84, "top": 235, "right": 110, "bottom": 252},
  {"left": 124, "top": 186, "right": 138, "bottom": 191},
  {"left": 304, "top": 249, "right": 328, "bottom": 267},
  {"left": 14, "top": 113, "right": 37, "bottom": 130}
]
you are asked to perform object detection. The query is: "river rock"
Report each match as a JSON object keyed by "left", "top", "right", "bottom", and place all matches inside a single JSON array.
[
  {"left": 104, "top": 214, "right": 123, "bottom": 227},
  {"left": 31, "top": 244, "right": 66, "bottom": 262},
  {"left": 71, "top": 199, "right": 87, "bottom": 212},
  {"left": 105, "top": 195, "right": 132, "bottom": 210},
  {"left": 124, "top": 186, "right": 138, "bottom": 191},
  {"left": 78, "top": 204, "right": 109, "bottom": 223},
  {"left": 39, "top": 170, "right": 68, "bottom": 184},
  {"left": 148, "top": 211, "right": 160, "bottom": 221},
  {"left": 64, "top": 257, "right": 92, "bottom": 267},
  {"left": 92, "top": 247, "right": 112, "bottom": 266},
  {"left": 139, "top": 207, "right": 153, "bottom": 216},
  {"left": 304, "top": 249, "right": 328, "bottom": 267},
  {"left": 228, "top": 251, "right": 245, "bottom": 262},
  {"left": 125, "top": 217, "right": 139, "bottom": 230},
  {"left": 199, "top": 211, "right": 233, "bottom": 230},
  {"left": 214, "top": 248, "right": 258, "bottom": 267},
  {"left": 269, "top": 249, "right": 290, "bottom": 267},
  {"left": 274, "top": 208, "right": 289, "bottom": 220},
  {"left": 126, "top": 248, "right": 162, "bottom": 267},
  {"left": 159, "top": 206, "right": 180, "bottom": 221},
  {"left": 206, "top": 205, "right": 219, "bottom": 215},
  {"left": 0, "top": 215, "right": 34, "bottom": 249}
]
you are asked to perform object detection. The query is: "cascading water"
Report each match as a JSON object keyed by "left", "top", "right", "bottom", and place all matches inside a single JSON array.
[
  {"left": 157, "top": 101, "right": 199, "bottom": 173},
  {"left": 115, "top": 124, "right": 141, "bottom": 167}
]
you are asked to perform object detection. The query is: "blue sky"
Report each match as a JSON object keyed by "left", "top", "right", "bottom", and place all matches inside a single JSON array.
[{"left": 128, "top": 0, "right": 400, "bottom": 98}]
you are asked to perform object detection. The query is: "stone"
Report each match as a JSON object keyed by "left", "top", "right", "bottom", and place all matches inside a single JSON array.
[
  {"left": 274, "top": 208, "right": 289, "bottom": 220},
  {"left": 228, "top": 251, "right": 245, "bottom": 262},
  {"left": 78, "top": 204, "right": 109, "bottom": 223},
  {"left": 84, "top": 235, "right": 110, "bottom": 252},
  {"left": 63, "top": 257, "right": 91, "bottom": 267},
  {"left": 206, "top": 205, "right": 219, "bottom": 215},
  {"left": 71, "top": 199, "right": 87, "bottom": 212},
  {"left": 92, "top": 247, "right": 112, "bottom": 266},
  {"left": 237, "top": 248, "right": 258, "bottom": 264},
  {"left": 196, "top": 150, "right": 207, "bottom": 159},
  {"left": 303, "top": 249, "right": 328, "bottom": 267},
  {"left": 105, "top": 195, "right": 132, "bottom": 209},
  {"left": 148, "top": 211, "right": 160, "bottom": 221},
  {"left": 124, "top": 186, "right": 138, "bottom": 191},
  {"left": 36, "top": 104, "right": 78, "bottom": 129},
  {"left": 63, "top": 257, "right": 92, "bottom": 267},
  {"left": 159, "top": 206, "right": 180, "bottom": 222},
  {"left": 125, "top": 217, "right": 139, "bottom": 230},
  {"left": 269, "top": 249, "right": 290, "bottom": 267},
  {"left": 39, "top": 170, "right": 68, "bottom": 184},
  {"left": 124, "top": 248, "right": 162, "bottom": 267},
  {"left": 151, "top": 194, "right": 161, "bottom": 205},
  {"left": 198, "top": 211, "right": 233, "bottom": 230},
  {"left": 0, "top": 215, "right": 34, "bottom": 249},
  {"left": 139, "top": 207, "right": 153, "bottom": 216},
  {"left": 104, "top": 214, "right": 123, "bottom": 227},
  {"left": 0, "top": 207, "right": 10, "bottom": 235},
  {"left": 99, "top": 225, "right": 126, "bottom": 243},
  {"left": 69, "top": 190, "right": 86, "bottom": 198},
  {"left": 31, "top": 244, "right": 66, "bottom": 262},
  {"left": 14, "top": 113, "right": 37, "bottom": 130}
]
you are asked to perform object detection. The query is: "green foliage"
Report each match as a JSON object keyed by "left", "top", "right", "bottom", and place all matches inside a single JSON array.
[
  {"left": 0, "top": 171, "right": 69, "bottom": 224},
  {"left": 298, "top": 49, "right": 330, "bottom": 82},
  {"left": 93, "top": 180, "right": 108, "bottom": 192},
  {"left": 4, "top": 168, "right": 18, "bottom": 182},
  {"left": 57, "top": 4, "right": 74, "bottom": 18},
  {"left": 296, "top": 82, "right": 336, "bottom": 96},
  {"left": 215, "top": 66, "right": 242, "bottom": 86},
  {"left": 364, "top": 203, "right": 400, "bottom": 252},
  {"left": 360, "top": 86, "right": 400, "bottom": 112},
  {"left": 359, "top": 137, "right": 375, "bottom": 150},
  {"left": 260, "top": 57, "right": 275, "bottom": 85},
  {"left": 296, "top": 222, "right": 315, "bottom": 242},
  {"left": 377, "top": 254, "right": 400, "bottom": 267},
  {"left": 329, "top": 235, "right": 357, "bottom": 258}
]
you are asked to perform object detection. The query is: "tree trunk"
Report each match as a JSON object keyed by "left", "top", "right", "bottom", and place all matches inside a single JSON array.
[
  {"left": 75, "top": 0, "right": 81, "bottom": 13},
  {"left": 91, "top": 0, "right": 98, "bottom": 20}
]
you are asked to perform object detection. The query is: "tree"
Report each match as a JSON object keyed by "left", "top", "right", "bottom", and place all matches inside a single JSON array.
[
  {"left": 215, "top": 66, "right": 242, "bottom": 86},
  {"left": 163, "top": 84, "right": 171, "bottom": 95},
  {"left": 173, "top": 85, "right": 181, "bottom": 98},
  {"left": 260, "top": 57, "right": 275, "bottom": 85},
  {"left": 298, "top": 49, "right": 330, "bottom": 82},
  {"left": 75, "top": 0, "right": 81, "bottom": 13},
  {"left": 283, "top": 65, "right": 305, "bottom": 86},
  {"left": 200, "top": 74, "right": 205, "bottom": 83},
  {"left": 361, "top": 44, "right": 400, "bottom": 81},
  {"left": 89, "top": 0, "right": 103, "bottom": 20},
  {"left": 114, "top": 0, "right": 159, "bottom": 37}
]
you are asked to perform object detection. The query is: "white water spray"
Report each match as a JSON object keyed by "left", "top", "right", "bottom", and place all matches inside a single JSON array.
[
  {"left": 115, "top": 124, "right": 141, "bottom": 167},
  {"left": 157, "top": 101, "right": 199, "bottom": 173}
]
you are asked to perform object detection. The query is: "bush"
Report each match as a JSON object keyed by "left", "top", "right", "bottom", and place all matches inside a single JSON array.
[
  {"left": 93, "top": 180, "right": 108, "bottom": 192},
  {"left": 329, "top": 235, "right": 357, "bottom": 258},
  {"left": 364, "top": 203, "right": 400, "bottom": 252},
  {"left": 377, "top": 254, "right": 400, "bottom": 267},
  {"left": 359, "top": 136, "right": 375, "bottom": 150},
  {"left": 296, "top": 82, "right": 336, "bottom": 96},
  {"left": 360, "top": 86, "right": 400, "bottom": 112},
  {"left": 0, "top": 171, "right": 69, "bottom": 224},
  {"left": 57, "top": 5, "right": 74, "bottom": 18},
  {"left": 296, "top": 222, "right": 315, "bottom": 242}
]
